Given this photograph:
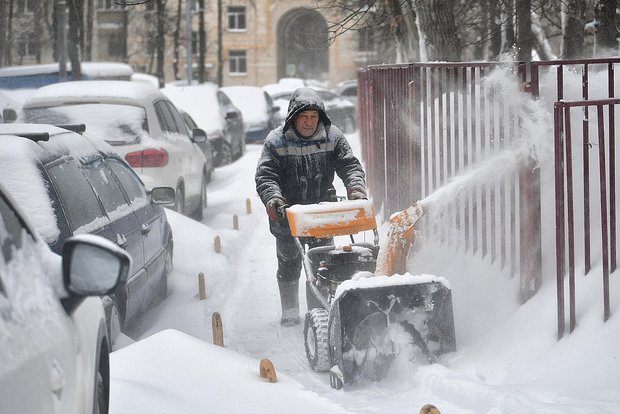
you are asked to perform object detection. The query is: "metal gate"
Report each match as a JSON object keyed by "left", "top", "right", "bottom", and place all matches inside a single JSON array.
[{"left": 358, "top": 58, "right": 619, "bottom": 336}]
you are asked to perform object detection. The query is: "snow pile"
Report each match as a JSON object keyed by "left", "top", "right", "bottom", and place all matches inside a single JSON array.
[{"left": 110, "top": 329, "right": 354, "bottom": 414}]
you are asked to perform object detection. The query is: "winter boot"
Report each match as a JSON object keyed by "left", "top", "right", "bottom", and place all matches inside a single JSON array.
[{"left": 278, "top": 279, "right": 300, "bottom": 326}]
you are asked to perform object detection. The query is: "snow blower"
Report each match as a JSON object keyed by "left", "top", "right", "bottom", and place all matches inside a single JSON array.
[{"left": 285, "top": 199, "right": 456, "bottom": 389}]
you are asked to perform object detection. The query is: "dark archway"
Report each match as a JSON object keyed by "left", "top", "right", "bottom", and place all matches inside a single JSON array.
[{"left": 277, "top": 8, "right": 329, "bottom": 81}]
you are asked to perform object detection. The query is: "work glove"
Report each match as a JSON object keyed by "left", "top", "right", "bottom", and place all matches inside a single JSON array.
[
  {"left": 347, "top": 186, "right": 367, "bottom": 200},
  {"left": 266, "top": 197, "right": 287, "bottom": 221}
]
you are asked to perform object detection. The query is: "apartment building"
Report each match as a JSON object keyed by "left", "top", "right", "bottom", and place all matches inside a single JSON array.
[{"left": 2, "top": 0, "right": 380, "bottom": 88}]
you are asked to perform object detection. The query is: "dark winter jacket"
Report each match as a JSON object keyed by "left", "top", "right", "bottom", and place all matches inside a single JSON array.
[{"left": 255, "top": 87, "right": 367, "bottom": 236}]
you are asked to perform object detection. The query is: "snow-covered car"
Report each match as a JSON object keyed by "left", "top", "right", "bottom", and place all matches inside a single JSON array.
[
  {"left": 0, "top": 182, "right": 130, "bottom": 413},
  {"left": 162, "top": 83, "right": 245, "bottom": 166},
  {"left": 20, "top": 80, "right": 209, "bottom": 219},
  {"left": 0, "top": 123, "right": 175, "bottom": 349},
  {"left": 333, "top": 79, "right": 358, "bottom": 107},
  {"left": 266, "top": 86, "right": 357, "bottom": 133},
  {"left": 221, "top": 85, "right": 281, "bottom": 142}
]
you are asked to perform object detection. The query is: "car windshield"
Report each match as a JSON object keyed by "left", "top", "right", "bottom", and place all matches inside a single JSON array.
[{"left": 23, "top": 103, "right": 148, "bottom": 145}]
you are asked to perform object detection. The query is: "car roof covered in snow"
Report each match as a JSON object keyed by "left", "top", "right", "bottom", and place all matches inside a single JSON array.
[{"left": 22, "top": 80, "right": 165, "bottom": 108}]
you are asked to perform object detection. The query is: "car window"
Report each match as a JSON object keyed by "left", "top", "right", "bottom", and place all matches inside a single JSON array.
[
  {"left": 264, "top": 92, "right": 274, "bottom": 107},
  {"left": 163, "top": 101, "right": 190, "bottom": 136},
  {"left": 154, "top": 100, "right": 178, "bottom": 134},
  {"left": 217, "top": 91, "right": 233, "bottom": 108},
  {"left": 0, "top": 193, "right": 29, "bottom": 264},
  {"left": 46, "top": 159, "right": 109, "bottom": 233},
  {"left": 82, "top": 158, "right": 129, "bottom": 216},
  {"left": 182, "top": 113, "right": 197, "bottom": 131},
  {"left": 24, "top": 104, "right": 148, "bottom": 144},
  {"left": 341, "top": 86, "right": 357, "bottom": 97},
  {"left": 107, "top": 159, "right": 149, "bottom": 208}
]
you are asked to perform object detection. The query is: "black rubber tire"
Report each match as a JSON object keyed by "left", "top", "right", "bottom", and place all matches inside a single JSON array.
[
  {"left": 104, "top": 300, "right": 123, "bottom": 351},
  {"left": 94, "top": 371, "right": 107, "bottom": 414},
  {"left": 174, "top": 186, "right": 185, "bottom": 215},
  {"left": 219, "top": 142, "right": 232, "bottom": 165},
  {"left": 194, "top": 173, "right": 207, "bottom": 221},
  {"left": 304, "top": 308, "right": 331, "bottom": 372},
  {"left": 158, "top": 245, "right": 172, "bottom": 302}
]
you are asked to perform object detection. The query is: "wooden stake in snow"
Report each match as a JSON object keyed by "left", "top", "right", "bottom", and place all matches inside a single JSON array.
[
  {"left": 259, "top": 359, "right": 277, "bottom": 383},
  {"left": 198, "top": 272, "right": 206, "bottom": 300},
  {"left": 212, "top": 312, "right": 224, "bottom": 347},
  {"left": 214, "top": 235, "right": 221, "bottom": 253},
  {"left": 246, "top": 198, "right": 252, "bottom": 214},
  {"left": 233, "top": 214, "right": 239, "bottom": 230}
]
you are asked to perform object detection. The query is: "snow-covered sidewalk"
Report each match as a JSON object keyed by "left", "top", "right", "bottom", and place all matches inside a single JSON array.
[{"left": 110, "top": 136, "right": 620, "bottom": 414}]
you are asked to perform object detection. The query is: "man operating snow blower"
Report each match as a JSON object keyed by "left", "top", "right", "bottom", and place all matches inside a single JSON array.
[{"left": 255, "top": 87, "right": 367, "bottom": 326}]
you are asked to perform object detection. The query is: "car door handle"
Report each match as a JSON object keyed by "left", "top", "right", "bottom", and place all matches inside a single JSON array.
[
  {"left": 116, "top": 233, "right": 128, "bottom": 249},
  {"left": 141, "top": 223, "right": 151, "bottom": 235}
]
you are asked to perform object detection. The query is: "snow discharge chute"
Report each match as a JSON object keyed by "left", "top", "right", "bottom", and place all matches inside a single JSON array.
[{"left": 286, "top": 199, "right": 456, "bottom": 389}]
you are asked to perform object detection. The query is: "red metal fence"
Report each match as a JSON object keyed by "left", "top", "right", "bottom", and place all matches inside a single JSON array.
[{"left": 358, "top": 58, "right": 619, "bottom": 336}]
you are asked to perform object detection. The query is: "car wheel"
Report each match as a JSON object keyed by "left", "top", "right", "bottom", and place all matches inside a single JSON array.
[
  {"left": 158, "top": 243, "right": 172, "bottom": 302},
  {"left": 104, "top": 299, "right": 123, "bottom": 351},
  {"left": 193, "top": 172, "right": 207, "bottom": 221},
  {"left": 304, "top": 308, "right": 331, "bottom": 372},
  {"left": 94, "top": 370, "right": 107, "bottom": 414},
  {"left": 174, "top": 186, "right": 185, "bottom": 215},
  {"left": 219, "top": 143, "right": 232, "bottom": 165}
]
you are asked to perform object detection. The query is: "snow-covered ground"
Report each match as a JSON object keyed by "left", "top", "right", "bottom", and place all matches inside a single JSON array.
[{"left": 110, "top": 129, "right": 620, "bottom": 413}]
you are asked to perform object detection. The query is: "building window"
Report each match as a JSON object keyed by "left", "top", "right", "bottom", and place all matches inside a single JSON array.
[
  {"left": 108, "top": 32, "right": 125, "bottom": 57},
  {"left": 358, "top": 27, "right": 376, "bottom": 52},
  {"left": 15, "top": 0, "right": 35, "bottom": 14},
  {"left": 228, "top": 49, "right": 246, "bottom": 75},
  {"left": 17, "top": 34, "right": 37, "bottom": 57},
  {"left": 97, "top": 0, "right": 121, "bottom": 9},
  {"left": 227, "top": 6, "right": 246, "bottom": 31}
]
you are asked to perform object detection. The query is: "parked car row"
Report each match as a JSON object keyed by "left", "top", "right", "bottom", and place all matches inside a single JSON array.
[
  {"left": 0, "top": 122, "right": 176, "bottom": 412},
  {"left": 20, "top": 80, "right": 209, "bottom": 220},
  {"left": 0, "top": 122, "right": 175, "bottom": 344}
]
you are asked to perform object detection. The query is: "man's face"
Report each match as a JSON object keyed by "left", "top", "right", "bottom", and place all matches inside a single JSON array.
[{"left": 294, "top": 110, "right": 319, "bottom": 138}]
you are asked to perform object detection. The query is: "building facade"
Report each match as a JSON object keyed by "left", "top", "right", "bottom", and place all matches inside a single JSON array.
[{"left": 1, "top": 1, "right": 380, "bottom": 88}]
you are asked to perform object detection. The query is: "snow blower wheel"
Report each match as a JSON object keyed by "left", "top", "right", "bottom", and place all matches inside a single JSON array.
[{"left": 304, "top": 308, "right": 331, "bottom": 372}]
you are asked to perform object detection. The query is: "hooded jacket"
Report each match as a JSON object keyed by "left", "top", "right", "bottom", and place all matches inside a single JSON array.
[{"left": 255, "top": 87, "right": 367, "bottom": 236}]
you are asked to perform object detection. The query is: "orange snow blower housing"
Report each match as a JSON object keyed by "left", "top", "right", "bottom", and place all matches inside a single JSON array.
[{"left": 285, "top": 199, "right": 456, "bottom": 389}]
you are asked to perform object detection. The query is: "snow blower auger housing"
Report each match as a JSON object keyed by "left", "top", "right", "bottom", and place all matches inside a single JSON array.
[{"left": 286, "top": 200, "right": 456, "bottom": 389}]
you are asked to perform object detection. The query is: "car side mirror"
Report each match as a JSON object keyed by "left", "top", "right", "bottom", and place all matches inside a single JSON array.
[
  {"left": 271, "top": 106, "right": 280, "bottom": 113},
  {"left": 150, "top": 186, "right": 176, "bottom": 205},
  {"left": 61, "top": 234, "right": 131, "bottom": 314},
  {"left": 2, "top": 108, "right": 17, "bottom": 123},
  {"left": 225, "top": 110, "right": 238, "bottom": 120},
  {"left": 192, "top": 128, "right": 207, "bottom": 143}
]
